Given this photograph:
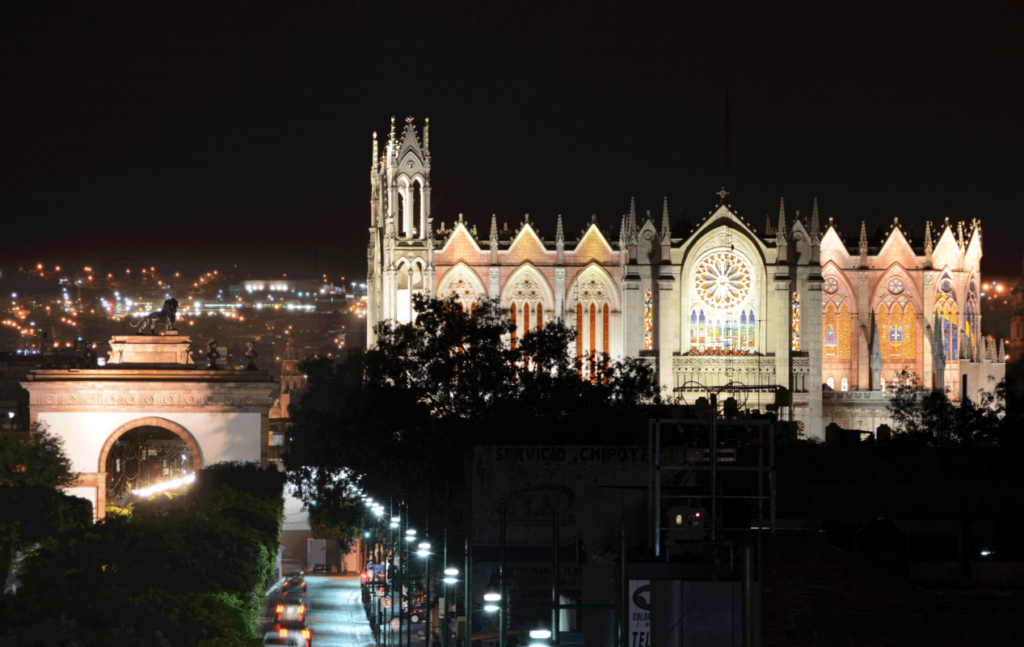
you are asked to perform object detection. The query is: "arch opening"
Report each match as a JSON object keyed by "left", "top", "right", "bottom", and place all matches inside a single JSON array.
[{"left": 99, "top": 418, "right": 203, "bottom": 513}]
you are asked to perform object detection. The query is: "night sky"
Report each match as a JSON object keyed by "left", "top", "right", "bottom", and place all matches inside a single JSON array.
[{"left": 3, "top": 0, "right": 1022, "bottom": 280}]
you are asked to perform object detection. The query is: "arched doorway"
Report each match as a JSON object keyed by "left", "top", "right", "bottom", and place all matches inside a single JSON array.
[{"left": 97, "top": 417, "right": 203, "bottom": 515}]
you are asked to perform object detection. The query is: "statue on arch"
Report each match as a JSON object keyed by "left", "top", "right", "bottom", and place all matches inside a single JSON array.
[{"left": 129, "top": 298, "right": 179, "bottom": 335}]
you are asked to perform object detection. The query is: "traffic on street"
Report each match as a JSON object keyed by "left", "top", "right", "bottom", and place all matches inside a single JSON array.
[{"left": 261, "top": 574, "right": 376, "bottom": 647}]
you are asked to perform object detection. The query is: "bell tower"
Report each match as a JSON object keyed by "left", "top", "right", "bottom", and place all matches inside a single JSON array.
[{"left": 367, "top": 117, "right": 433, "bottom": 347}]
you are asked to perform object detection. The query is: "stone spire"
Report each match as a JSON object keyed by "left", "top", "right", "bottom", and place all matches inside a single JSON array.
[
  {"left": 810, "top": 197, "right": 821, "bottom": 246},
  {"left": 619, "top": 215, "right": 627, "bottom": 247},
  {"left": 372, "top": 131, "right": 379, "bottom": 172},
  {"left": 556, "top": 214, "right": 565, "bottom": 246},
  {"left": 423, "top": 117, "right": 430, "bottom": 158},
  {"left": 957, "top": 221, "right": 965, "bottom": 250},
  {"left": 932, "top": 312, "right": 945, "bottom": 390},
  {"left": 628, "top": 197, "right": 638, "bottom": 244},
  {"left": 776, "top": 198, "right": 788, "bottom": 246},
  {"left": 998, "top": 338, "right": 1005, "bottom": 363},
  {"left": 765, "top": 215, "right": 773, "bottom": 237},
  {"left": 660, "top": 197, "right": 671, "bottom": 245},
  {"left": 489, "top": 214, "right": 499, "bottom": 250},
  {"left": 924, "top": 221, "right": 933, "bottom": 256},
  {"left": 858, "top": 221, "right": 869, "bottom": 257}
]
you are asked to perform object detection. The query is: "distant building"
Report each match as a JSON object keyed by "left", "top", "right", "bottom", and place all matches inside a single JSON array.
[
  {"left": 366, "top": 117, "right": 1006, "bottom": 438},
  {"left": 231, "top": 279, "right": 333, "bottom": 295},
  {"left": 1010, "top": 255, "right": 1024, "bottom": 363}
]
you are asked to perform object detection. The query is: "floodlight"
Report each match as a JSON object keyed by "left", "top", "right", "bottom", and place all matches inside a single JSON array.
[{"left": 444, "top": 567, "right": 459, "bottom": 576}]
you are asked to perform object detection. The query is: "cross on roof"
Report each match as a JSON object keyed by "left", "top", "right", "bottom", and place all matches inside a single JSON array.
[{"left": 717, "top": 188, "right": 729, "bottom": 201}]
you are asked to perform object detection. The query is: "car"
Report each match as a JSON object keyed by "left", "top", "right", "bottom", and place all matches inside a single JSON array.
[
  {"left": 275, "top": 601, "right": 306, "bottom": 623},
  {"left": 400, "top": 603, "right": 426, "bottom": 624},
  {"left": 311, "top": 563, "right": 330, "bottom": 574},
  {"left": 282, "top": 577, "right": 307, "bottom": 597},
  {"left": 263, "top": 627, "right": 311, "bottom": 647}
]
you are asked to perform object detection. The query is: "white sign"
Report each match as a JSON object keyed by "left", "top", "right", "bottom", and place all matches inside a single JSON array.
[
  {"left": 377, "top": 586, "right": 386, "bottom": 598},
  {"left": 629, "top": 580, "right": 650, "bottom": 647},
  {"left": 390, "top": 618, "right": 401, "bottom": 631}
]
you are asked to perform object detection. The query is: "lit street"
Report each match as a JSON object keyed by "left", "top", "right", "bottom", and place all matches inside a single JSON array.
[{"left": 262, "top": 575, "right": 375, "bottom": 647}]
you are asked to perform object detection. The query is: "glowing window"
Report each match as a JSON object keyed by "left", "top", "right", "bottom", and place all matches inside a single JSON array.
[
  {"left": 695, "top": 251, "right": 752, "bottom": 309},
  {"left": 644, "top": 290, "right": 654, "bottom": 351},
  {"left": 887, "top": 277, "right": 905, "bottom": 295},
  {"left": 823, "top": 276, "right": 839, "bottom": 295},
  {"left": 841, "top": 375, "right": 849, "bottom": 391},
  {"left": 935, "top": 274, "right": 958, "bottom": 360},
  {"left": 688, "top": 250, "right": 758, "bottom": 355},
  {"left": 826, "top": 375, "right": 835, "bottom": 390},
  {"left": 791, "top": 292, "right": 801, "bottom": 352},
  {"left": 878, "top": 301, "right": 916, "bottom": 360}
]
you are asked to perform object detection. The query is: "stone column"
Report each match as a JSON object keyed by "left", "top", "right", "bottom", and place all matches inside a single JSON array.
[
  {"left": 555, "top": 268, "right": 566, "bottom": 321},
  {"left": 773, "top": 271, "right": 792, "bottom": 394},
  {"left": 489, "top": 267, "right": 500, "bottom": 301},
  {"left": 857, "top": 273, "right": 871, "bottom": 390},
  {"left": 622, "top": 274, "right": 643, "bottom": 358},
  {"left": 923, "top": 272, "right": 935, "bottom": 389},
  {"left": 657, "top": 275, "right": 677, "bottom": 393},
  {"left": 805, "top": 272, "right": 824, "bottom": 439}
]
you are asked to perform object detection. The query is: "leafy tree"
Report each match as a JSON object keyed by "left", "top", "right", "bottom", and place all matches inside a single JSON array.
[
  {"left": 0, "top": 421, "right": 75, "bottom": 489},
  {"left": 285, "top": 295, "right": 664, "bottom": 525},
  {"left": 887, "top": 369, "right": 1004, "bottom": 447}
]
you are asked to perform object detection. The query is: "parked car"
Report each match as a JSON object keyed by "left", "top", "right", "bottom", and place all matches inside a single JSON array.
[{"left": 400, "top": 603, "right": 426, "bottom": 624}]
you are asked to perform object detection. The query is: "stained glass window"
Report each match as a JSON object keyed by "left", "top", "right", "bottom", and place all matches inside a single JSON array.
[
  {"left": 644, "top": 290, "right": 653, "bottom": 351},
  {"left": 878, "top": 301, "right": 916, "bottom": 360},
  {"left": 688, "top": 250, "right": 758, "bottom": 355},
  {"left": 791, "top": 292, "right": 801, "bottom": 352},
  {"left": 965, "top": 280, "right": 977, "bottom": 352},
  {"left": 823, "top": 301, "right": 852, "bottom": 360},
  {"left": 841, "top": 375, "right": 849, "bottom": 391},
  {"left": 695, "top": 251, "right": 752, "bottom": 308},
  {"left": 887, "top": 277, "right": 905, "bottom": 295},
  {"left": 935, "top": 273, "right": 958, "bottom": 361},
  {"left": 823, "top": 276, "right": 839, "bottom": 294},
  {"left": 826, "top": 374, "right": 835, "bottom": 390}
]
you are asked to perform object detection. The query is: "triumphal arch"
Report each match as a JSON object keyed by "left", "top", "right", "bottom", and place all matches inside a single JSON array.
[{"left": 22, "top": 332, "right": 276, "bottom": 519}]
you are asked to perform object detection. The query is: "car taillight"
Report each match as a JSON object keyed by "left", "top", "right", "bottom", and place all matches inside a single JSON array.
[
  {"left": 279, "top": 628, "right": 288, "bottom": 637},
  {"left": 298, "top": 605, "right": 305, "bottom": 614},
  {"left": 302, "top": 629, "right": 311, "bottom": 639},
  {"left": 276, "top": 604, "right": 284, "bottom": 613}
]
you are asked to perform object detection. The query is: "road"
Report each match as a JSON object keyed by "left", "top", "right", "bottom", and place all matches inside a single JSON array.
[{"left": 261, "top": 575, "right": 376, "bottom": 647}]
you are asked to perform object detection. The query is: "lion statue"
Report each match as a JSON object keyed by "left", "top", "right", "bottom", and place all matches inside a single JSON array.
[{"left": 129, "top": 298, "right": 179, "bottom": 335}]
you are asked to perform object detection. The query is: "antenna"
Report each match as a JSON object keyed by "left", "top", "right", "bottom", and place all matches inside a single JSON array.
[{"left": 724, "top": 87, "right": 733, "bottom": 178}]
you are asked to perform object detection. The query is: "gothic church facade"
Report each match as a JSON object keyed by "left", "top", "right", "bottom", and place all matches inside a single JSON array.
[{"left": 366, "top": 118, "right": 1006, "bottom": 439}]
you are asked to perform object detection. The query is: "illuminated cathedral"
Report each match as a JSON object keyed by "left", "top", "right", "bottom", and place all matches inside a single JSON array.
[{"left": 366, "top": 118, "right": 1006, "bottom": 439}]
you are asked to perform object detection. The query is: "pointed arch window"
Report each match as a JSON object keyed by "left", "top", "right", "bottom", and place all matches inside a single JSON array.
[
  {"left": 826, "top": 374, "right": 835, "bottom": 390},
  {"left": 791, "top": 292, "right": 801, "bottom": 352},
  {"left": 688, "top": 249, "right": 758, "bottom": 355},
  {"left": 878, "top": 300, "right": 916, "bottom": 360},
  {"left": 841, "top": 375, "right": 849, "bottom": 392},
  {"left": 935, "top": 274, "right": 958, "bottom": 361},
  {"left": 644, "top": 290, "right": 654, "bottom": 351}
]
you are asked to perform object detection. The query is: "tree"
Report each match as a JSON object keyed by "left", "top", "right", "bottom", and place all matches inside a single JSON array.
[
  {"left": 285, "top": 295, "right": 664, "bottom": 522},
  {"left": 0, "top": 422, "right": 75, "bottom": 489},
  {"left": 887, "top": 369, "right": 1004, "bottom": 447}
]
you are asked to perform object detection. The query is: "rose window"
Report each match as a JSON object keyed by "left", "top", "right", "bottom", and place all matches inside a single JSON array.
[
  {"left": 823, "top": 276, "right": 839, "bottom": 294},
  {"left": 694, "top": 251, "right": 752, "bottom": 309},
  {"left": 887, "top": 278, "right": 905, "bottom": 295}
]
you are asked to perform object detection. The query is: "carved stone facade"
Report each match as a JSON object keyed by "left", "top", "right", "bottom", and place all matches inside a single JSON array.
[
  {"left": 22, "top": 335, "right": 276, "bottom": 520},
  {"left": 366, "top": 119, "right": 1007, "bottom": 438}
]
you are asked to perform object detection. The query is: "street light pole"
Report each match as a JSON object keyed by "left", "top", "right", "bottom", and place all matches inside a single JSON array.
[{"left": 499, "top": 502, "right": 506, "bottom": 647}]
